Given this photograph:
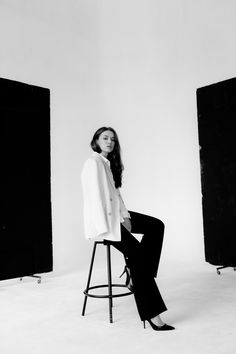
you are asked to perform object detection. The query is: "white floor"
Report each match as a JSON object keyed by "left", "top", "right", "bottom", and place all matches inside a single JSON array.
[{"left": 1, "top": 261, "right": 236, "bottom": 354}]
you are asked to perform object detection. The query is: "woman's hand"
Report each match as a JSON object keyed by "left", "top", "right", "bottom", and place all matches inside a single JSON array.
[{"left": 122, "top": 217, "right": 132, "bottom": 233}]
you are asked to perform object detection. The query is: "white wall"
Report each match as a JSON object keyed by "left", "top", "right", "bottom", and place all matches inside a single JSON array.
[{"left": 1, "top": 0, "right": 236, "bottom": 274}]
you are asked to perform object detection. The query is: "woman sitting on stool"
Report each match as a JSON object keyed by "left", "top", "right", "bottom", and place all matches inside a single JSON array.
[{"left": 81, "top": 126, "right": 175, "bottom": 331}]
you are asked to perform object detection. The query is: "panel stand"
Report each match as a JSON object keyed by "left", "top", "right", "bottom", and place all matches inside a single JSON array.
[
  {"left": 216, "top": 266, "right": 236, "bottom": 275},
  {"left": 20, "top": 275, "right": 42, "bottom": 284}
]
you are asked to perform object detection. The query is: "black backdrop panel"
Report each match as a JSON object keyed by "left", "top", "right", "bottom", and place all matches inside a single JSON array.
[
  {"left": 0, "top": 78, "right": 52, "bottom": 280},
  {"left": 197, "top": 78, "right": 236, "bottom": 266}
]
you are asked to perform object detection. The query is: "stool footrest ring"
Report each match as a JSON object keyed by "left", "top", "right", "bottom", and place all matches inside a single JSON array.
[{"left": 83, "top": 284, "right": 133, "bottom": 299}]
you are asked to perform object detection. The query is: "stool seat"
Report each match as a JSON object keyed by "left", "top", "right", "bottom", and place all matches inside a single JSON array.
[{"left": 82, "top": 241, "right": 133, "bottom": 323}]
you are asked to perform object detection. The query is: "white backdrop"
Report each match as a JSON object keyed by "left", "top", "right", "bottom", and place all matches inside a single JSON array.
[{"left": 1, "top": 0, "right": 236, "bottom": 274}]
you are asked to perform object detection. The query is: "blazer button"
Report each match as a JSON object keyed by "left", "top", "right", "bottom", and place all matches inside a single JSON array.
[
  {"left": 108, "top": 212, "right": 112, "bottom": 216},
  {"left": 110, "top": 198, "right": 112, "bottom": 201}
]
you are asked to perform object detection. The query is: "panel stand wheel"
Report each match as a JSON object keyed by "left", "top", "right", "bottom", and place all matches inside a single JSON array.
[
  {"left": 19, "top": 275, "right": 42, "bottom": 283},
  {"left": 216, "top": 266, "right": 236, "bottom": 275}
]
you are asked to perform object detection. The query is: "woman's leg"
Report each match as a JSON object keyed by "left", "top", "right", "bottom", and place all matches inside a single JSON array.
[
  {"left": 129, "top": 210, "right": 165, "bottom": 277},
  {"left": 106, "top": 217, "right": 167, "bottom": 321}
]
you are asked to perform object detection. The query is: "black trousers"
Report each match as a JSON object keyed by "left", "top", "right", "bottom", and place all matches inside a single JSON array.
[{"left": 106, "top": 211, "right": 167, "bottom": 321}]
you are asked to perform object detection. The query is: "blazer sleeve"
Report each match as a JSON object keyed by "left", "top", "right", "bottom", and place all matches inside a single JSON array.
[
  {"left": 117, "top": 189, "right": 130, "bottom": 221},
  {"left": 81, "top": 158, "right": 109, "bottom": 236}
]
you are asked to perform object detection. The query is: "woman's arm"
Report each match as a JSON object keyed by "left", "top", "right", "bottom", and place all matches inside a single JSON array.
[
  {"left": 81, "top": 158, "right": 109, "bottom": 236},
  {"left": 117, "top": 189, "right": 132, "bottom": 232},
  {"left": 117, "top": 190, "right": 130, "bottom": 220},
  {"left": 122, "top": 217, "right": 132, "bottom": 232}
]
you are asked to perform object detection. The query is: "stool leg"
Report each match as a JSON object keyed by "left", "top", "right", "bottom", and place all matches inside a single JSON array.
[
  {"left": 82, "top": 242, "right": 98, "bottom": 316},
  {"left": 106, "top": 244, "right": 113, "bottom": 323}
]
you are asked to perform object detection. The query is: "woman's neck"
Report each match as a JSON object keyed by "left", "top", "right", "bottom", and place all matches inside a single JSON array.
[{"left": 100, "top": 152, "right": 108, "bottom": 158}]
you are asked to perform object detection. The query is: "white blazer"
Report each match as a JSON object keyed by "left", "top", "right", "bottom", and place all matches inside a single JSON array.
[{"left": 81, "top": 152, "right": 130, "bottom": 242}]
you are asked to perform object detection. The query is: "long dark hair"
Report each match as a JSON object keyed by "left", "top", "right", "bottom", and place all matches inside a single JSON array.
[{"left": 90, "top": 127, "right": 124, "bottom": 188}]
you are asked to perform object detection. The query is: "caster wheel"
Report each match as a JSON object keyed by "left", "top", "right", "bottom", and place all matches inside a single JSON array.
[
  {"left": 20, "top": 278, "right": 23, "bottom": 281},
  {"left": 217, "top": 270, "right": 221, "bottom": 275},
  {"left": 234, "top": 268, "right": 236, "bottom": 271},
  {"left": 37, "top": 279, "right": 41, "bottom": 284}
]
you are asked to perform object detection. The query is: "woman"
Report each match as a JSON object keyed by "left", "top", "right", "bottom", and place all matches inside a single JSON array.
[{"left": 81, "top": 127, "right": 175, "bottom": 331}]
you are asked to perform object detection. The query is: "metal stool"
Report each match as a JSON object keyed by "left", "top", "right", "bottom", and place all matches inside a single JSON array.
[{"left": 82, "top": 241, "right": 133, "bottom": 323}]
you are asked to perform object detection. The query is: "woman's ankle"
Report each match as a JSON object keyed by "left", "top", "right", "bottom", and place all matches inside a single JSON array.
[{"left": 150, "top": 315, "right": 165, "bottom": 326}]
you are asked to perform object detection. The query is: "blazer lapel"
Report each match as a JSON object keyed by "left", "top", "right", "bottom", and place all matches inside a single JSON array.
[{"left": 94, "top": 152, "right": 117, "bottom": 192}]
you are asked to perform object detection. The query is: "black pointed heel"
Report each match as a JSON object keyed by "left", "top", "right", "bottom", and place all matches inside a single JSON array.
[
  {"left": 143, "top": 319, "right": 175, "bottom": 331},
  {"left": 119, "top": 266, "right": 133, "bottom": 291}
]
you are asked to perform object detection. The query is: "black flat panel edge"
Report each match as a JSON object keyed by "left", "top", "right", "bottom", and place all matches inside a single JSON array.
[
  {"left": 0, "top": 77, "right": 49, "bottom": 91},
  {"left": 196, "top": 77, "right": 236, "bottom": 93},
  {"left": 0, "top": 77, "right": 50, "bottom": 109},
  {"left": 196, "top": 77, "right": 236, "bottom": 114}
]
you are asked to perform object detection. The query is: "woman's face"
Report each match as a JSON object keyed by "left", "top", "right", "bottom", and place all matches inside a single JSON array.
[{"left": 97, "top": 130, "right": 116, "bottom": 157}]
